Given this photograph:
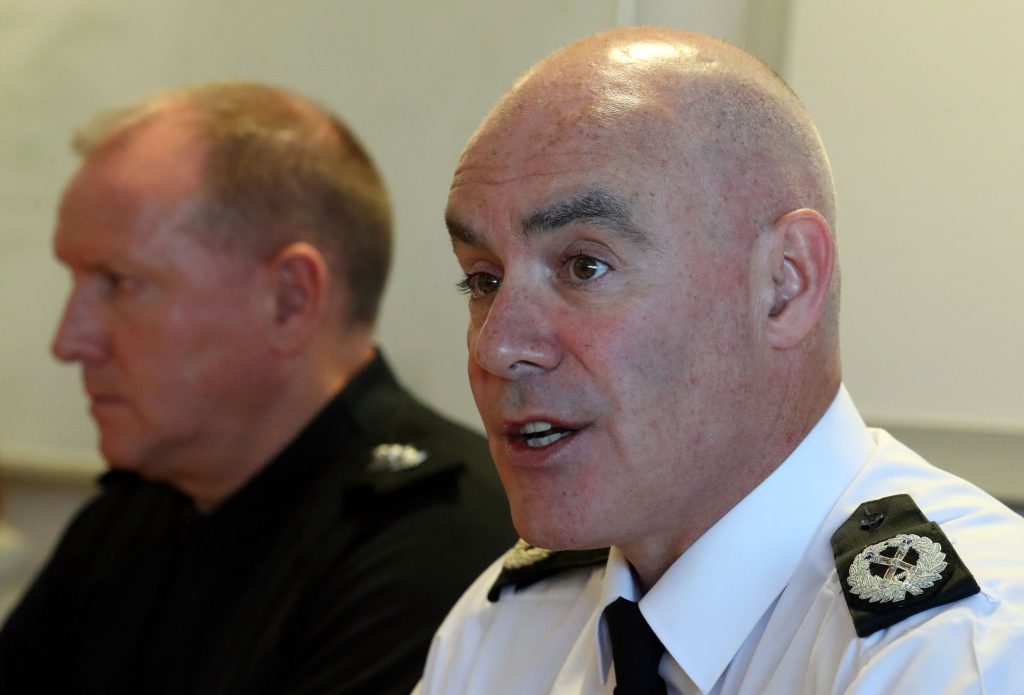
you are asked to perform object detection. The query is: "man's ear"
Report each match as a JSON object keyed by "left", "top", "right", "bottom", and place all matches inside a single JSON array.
[
  {"left": 266, "top": 241, "right": 330, "bottom": 354},
  {"left": 763, "top": 208, "right": 835, "bottom": 349}
]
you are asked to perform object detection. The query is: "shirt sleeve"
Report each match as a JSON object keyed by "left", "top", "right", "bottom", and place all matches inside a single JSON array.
[{"left": 841, "top": 596, "right": 1024, "bottom": 694}]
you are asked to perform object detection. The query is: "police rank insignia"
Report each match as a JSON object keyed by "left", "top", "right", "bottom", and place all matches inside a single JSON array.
[
  {"left": 847, "top": 533, "right": 946, "bottom": 604},
  {"left": 367, "top": 443, "right": 428, "bottom": 473},
  {"left": 502, "top": 539, "right": 553, "bottom": 570},
  {"left": 487, "top": 540, "right": 609, "bottom": 602},
  {"left": 832, "top": 494, "right": 980, "bottom": 637}
]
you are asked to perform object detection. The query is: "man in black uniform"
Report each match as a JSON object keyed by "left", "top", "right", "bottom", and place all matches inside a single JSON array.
[{"left": 0, "top": 82, "right": 514, "bottom": 694}]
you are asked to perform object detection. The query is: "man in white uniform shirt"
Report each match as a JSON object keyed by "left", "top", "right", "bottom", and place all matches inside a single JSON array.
[{"left": 416, "top": 27, "right": 1024, "bottom": 694}]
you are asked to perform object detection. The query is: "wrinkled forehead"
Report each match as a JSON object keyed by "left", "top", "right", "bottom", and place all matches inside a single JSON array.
[
  {"left": 447, "top": 85, "right": 705, "bottom": 248},
  {"left": 450, "top": 125, "right": 659, "bottom": 246},
  {"left": 449, "top": 29, "right": 832, "bottom": 257}
]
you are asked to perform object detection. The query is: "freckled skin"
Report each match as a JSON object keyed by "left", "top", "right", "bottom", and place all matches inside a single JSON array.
[
  {"left": 452, "top": 120, "right": 760, "bottom": 554},
  {"left": 449, "top": 28, "right": 840, "bottom": 587}
]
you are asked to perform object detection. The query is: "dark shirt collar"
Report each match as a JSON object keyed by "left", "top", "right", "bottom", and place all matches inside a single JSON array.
[{"left": 172, "top": 351, "right": 400, "bottom": 549}]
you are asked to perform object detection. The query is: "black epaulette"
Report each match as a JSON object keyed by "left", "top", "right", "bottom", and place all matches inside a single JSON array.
[
  {"left": 831, "top": 493, "right": 980, "bottom": 637},
  {"left": 359, "top": 442, "right": 462, "bottom": 496},
  {"left": 487, "top": 539, "right": 609, "bottom": 602}
]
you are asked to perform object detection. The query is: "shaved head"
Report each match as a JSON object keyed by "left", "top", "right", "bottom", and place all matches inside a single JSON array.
[
  {"left": 454, "top": 25, "right": 839, "bottom": 341},
  {"left": 449, "top": 27, "right": 843, "bottom": 565}
]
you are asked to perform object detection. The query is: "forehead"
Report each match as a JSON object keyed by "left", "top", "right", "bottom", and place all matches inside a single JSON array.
[
  {"left": 54, "top": 124, "right": 210, "bottom": 265},
  {"left": 447, "top": 109, "right": 687, "bottom": 243},
  {"left": 72, "top": 117, "right": 203, "bottom": 200}
]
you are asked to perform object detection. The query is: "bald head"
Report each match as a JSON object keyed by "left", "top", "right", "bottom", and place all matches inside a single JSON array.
[
  {"left": 455, "top": 25, "right": 839, "bottom": 342},
  {"left": 475, "top": 29, "right": 832, "bottom": 225}
]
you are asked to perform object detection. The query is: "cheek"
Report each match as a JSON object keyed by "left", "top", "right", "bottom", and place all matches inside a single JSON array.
[
  {"left": 591, "top": 301, "right": 716, "bottom": 436},
  {"left": 591, "top": 301, "right": 690, "bottom": 382},
  {"left": 466, "top": 321, "right": 483, "bottom": 375},
  {"left": 159, "top": 298, "right": 264, "bottom": 386},
  {"left": 466, "top": 316, "right": 481, "bottom": 369}
]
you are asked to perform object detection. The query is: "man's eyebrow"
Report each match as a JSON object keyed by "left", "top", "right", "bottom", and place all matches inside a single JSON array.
[
  {"left": 445, "top": 188, "right": 650, "bottom": 248},
  {"left": 522, "top": 188, "right": 648, "bottom": 244},
  {"left": 446, "top": 215, "right": 481, "bottom": 247}
]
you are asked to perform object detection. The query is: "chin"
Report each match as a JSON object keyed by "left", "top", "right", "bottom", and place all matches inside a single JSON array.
[
  {"left": 98, "top": 436, "right": 151, "bottom": 477},
  {"left": 511, "top": 504, "right": 607, "bottom": 552},
  {"left": 99, "top": 443, "right": 134, "bottom": 471}
]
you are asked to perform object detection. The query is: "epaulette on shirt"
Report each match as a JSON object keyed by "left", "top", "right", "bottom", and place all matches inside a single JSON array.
[
  {"left": 488, "top": 539, "right": 610, "bottom": 602},
  {"left": 356, "top": 441, "right": 462, "bottom": 497},
  {"left": 832, "top": 493, "right": 980, "bottom": 637}
]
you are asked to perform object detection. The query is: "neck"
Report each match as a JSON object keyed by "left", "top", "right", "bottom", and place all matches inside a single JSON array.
[
  {"left": 620, "top": 373, "right": 840, "bottom": 591},
  {"left": 180, "top": 341, "right": 377, "bottom": 512}
]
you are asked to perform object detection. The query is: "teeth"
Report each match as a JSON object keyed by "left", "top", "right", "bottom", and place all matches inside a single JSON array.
[
  {"left": 520, "top": 421, "right": 554, "bottom": 434},
  {"left": 526, "top": 430, "right": 571, "bottom": 448}
]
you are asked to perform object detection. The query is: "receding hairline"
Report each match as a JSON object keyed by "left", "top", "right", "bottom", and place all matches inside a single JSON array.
[
  {"left": 77, "top": 83, "right": 339, "bottom": 158},
  {"left": 69, "top": 81, "right": 394, "bottom": 326}
]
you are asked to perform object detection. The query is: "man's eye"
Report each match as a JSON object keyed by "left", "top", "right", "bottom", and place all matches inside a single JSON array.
[
  {"left": 456, "top": 272, "right": 501, "bottom": 299},
  {"left": 101, "top": 272, "right": 143, "bottom": 298},
  {"left": 567, "top": 255, "right": 610, "bottom": 282},
  {"left": 101, "top": 273, "right": 125, "bottom": 294}
]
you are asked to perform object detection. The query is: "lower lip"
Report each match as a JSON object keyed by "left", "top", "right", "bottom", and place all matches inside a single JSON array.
[{"left": 502, "top": 428, "right": 582, "bottom": 466}]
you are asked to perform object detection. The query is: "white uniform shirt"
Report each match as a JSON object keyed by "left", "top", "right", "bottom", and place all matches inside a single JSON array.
[{"left": 416, "top": 387, "right": 1024, "bottom": 694}]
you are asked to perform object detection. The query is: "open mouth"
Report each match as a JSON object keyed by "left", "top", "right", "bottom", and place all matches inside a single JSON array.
[{"left": 518, "top": 421, "right": 576, "bottom": 449}]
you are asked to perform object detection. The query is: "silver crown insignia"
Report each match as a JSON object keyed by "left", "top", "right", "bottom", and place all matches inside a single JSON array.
[{"left": 368, "top": 443, "right": 428, "bottom": 473}]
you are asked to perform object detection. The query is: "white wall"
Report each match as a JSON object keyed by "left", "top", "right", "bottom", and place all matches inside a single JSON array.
[{"left": 785, "top": 0, "right": 1024, "bottom": 433}]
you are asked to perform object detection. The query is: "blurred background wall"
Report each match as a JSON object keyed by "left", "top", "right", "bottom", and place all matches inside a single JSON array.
[{"left": 1, "top": 0, "right": 1020, "bottom": 595}]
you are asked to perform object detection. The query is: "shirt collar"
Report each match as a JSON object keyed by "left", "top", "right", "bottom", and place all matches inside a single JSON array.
[
  {"left": 595, "top": 385, "right": 872, "bottom": 692},
  {"left": 595, "top": 546, "right": 644, "bottom": 683},
  {"left": 189, "top": 353, "right": 397, "bottom": 548}
]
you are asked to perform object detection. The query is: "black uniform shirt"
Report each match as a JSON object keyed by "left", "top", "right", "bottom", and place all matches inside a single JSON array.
[{"left": 0, "top": 355, "right": 515, "bottom": 694}]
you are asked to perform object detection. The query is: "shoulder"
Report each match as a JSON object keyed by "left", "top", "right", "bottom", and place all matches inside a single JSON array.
[
  {"left": 831, "top": 492, "right": 986, "bottom": 638},
  {"left": 486, "top": 539, "right": 609, "bottom": 602},
  {"left": 734, "top": 435, "right": 1023, "bottom": 692},
  {"left": 0, "top": 472, "right": 185, "bottom": 650},
  {"left": 339, "top": 370, "right": 507, "bottom": 528},
  {"left": 339, "top": 381, "right": 506, "bottom": 527},
  {"left": 852, "top": 430, "right": 1024, "bottom": 600},
  {"left": 341, "top": 359, "right": 492, "bottom": 481},
  {"left": 436, "top": 539, "right": 608, "bottom": 627},
  {"left": 359, "top": 379, "right": 491, "bottom": 468},
  {"left": 820, "top": 439, "right": 1024, "bottom": 690},
  {"left": 48, "top": 471, "right": 185, "bottom": 564},
  {"left": 290, "top": 371, "right": 516, "bottom": 620},
  {"left": 418, "top": 541, "right": 607, "bottom": 693}
]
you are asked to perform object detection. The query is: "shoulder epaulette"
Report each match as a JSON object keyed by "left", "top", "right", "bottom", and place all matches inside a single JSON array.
[
  {"left": 487, "top": 539, "right": 609, "bottom": 602},
  {"left": 355, "top": 440, "right": 462, "bottom": 497},
  {"left": 831, "top": 493, "right": 980, "bottom": 637}
]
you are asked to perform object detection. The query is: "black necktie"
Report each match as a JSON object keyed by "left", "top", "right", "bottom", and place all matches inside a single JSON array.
[{"left": 603, "top": 597, "right": 668, "bottom": 695}]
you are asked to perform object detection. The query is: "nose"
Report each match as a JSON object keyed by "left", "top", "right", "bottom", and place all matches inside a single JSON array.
[
  {"left": 470, "top": 281, "right": 561, "bottom": 379},
  {"left": 51, "top": 285, "right": 109, "bottom": 364}
]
